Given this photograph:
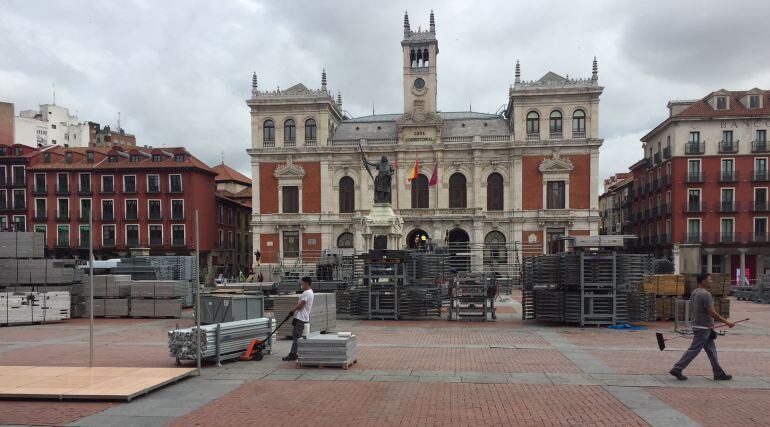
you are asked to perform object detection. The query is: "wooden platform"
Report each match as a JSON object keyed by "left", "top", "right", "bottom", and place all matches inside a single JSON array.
[{"left": 0, "top": 366, "right": 196, "bottom": 401}]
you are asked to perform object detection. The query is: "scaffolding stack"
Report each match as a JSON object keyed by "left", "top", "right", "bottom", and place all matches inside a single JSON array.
[
  {"left": 522, "top": 252, "right": 654, "bottom": 326},
  {"left": 448, "top": 273, "right": 496, "bottom": 321}
]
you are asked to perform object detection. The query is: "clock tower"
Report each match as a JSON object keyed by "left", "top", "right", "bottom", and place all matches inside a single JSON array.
[{"left": 402, "top": 10, "right": 438, "bottom": 118}]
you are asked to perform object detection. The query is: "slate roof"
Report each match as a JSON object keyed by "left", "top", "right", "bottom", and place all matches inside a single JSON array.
[
  {"left": 674, "top": 90, "right": 770, "bottom": 118},
  {"left": 211, "top": 163, "right": 251, "bottom": 185},
  {"left": 332, "top": 111, "right": 509, "bottom": 140}
]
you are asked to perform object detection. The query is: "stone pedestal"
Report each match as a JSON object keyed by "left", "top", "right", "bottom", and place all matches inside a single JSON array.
[{"left": 361, "top": 203, "right": 404, "bottom": 250}]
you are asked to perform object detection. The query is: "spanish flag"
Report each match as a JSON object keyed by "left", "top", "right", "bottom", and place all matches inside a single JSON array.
[{"left": 407, "top": 159, "right": 419, "bottom": 182}]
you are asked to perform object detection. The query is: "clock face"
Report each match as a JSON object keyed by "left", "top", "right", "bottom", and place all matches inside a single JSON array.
[{"left": 413, "top": 77, "right": 425, "bottom": 89}]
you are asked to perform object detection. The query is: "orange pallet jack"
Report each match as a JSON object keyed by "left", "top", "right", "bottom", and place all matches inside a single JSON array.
[{"left": 240, "top": 314, "right": 292, "bottom": 361}]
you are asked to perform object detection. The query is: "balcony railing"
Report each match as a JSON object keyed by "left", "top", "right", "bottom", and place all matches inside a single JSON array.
[
  {"left": 549, "top": 132, "right": 563, "bottom": 140},
  {"left": 660, "top": 203, "right": 671, "bottom": 215},
  {"left": 263, "top": 139, "right": 275, "bottom": 148},
  {"left": 304, "top": 139, "right": 317, "bottom": 147},
  {"left": 13, "top": 202, "right": 26, "bottom": 210},
  {"left": 78, "top": 187, "right": 93, "bottom": 196},
  {"left": 102, "top": 213, "right": 115, "bottom": 221},
  {"left": 718, "top": 141, "right": 739, "bottom": 153},
  {"left": 78, "top": 212, "right": 92, "bottom": 222},
  {"left": 172, "top": 238, "right": 186, "bottom": 247},
  {"left": 33, "top": 186, "right": 48, "bottom": 196},
  {"left": 55, "top": 187, "right": 70, "bottom": 196},
  {"left": 686, "top": 172, "right": 705, "bottom": 183},
  {"left": 660, "top": 234, "right": 671, "bottom": 244},
  {"left": 719, "top": 232, "right": 741, "bottom": 244},
  {"left": 572, "top": 131, "right": 586, "bottom": 139},
  {"left": 684, "top": 232, "right": 704, "bottom": 244},
  {"left": 126, "top": 239, "right": 140, "bottom": 248},
  {"left": 125, "top": 213, "right": 139, "bottom": 220},
  {"left": 526, "top": 133, "right": 540, "bottom": 141},
  {"left": 661, "top": 175, "right": 671, "bottom": 186},
  {"left": 685, "top": 142, "right": 705, "bottom": 155},
  {"left": 148, "top": 213, "right": 162, "bottom": 220},
  {"left": 718, "top": 201, "right": 739, "bottom": 213},
  {"left": 100, "top": 186, "right": 115, "bottom": 194},
  {"left": 684, "top": 201, "right": 704, "bottom": 213},
  {"left": 753, "top": 170, "right": 769, "bottom": 182},
  {"left": 102, "top": 238, "right": 116, "bottom": 247},
  {"left": 33, "top": 213, "right": 47, "bottom": 221},
  {"left": 149, "top": 238, "right": 163, "bottom": 247},
  {"left": 652, "top": 179, "right": 660, "bottom": 190},
  {"left": 654, "top": 152, "right": 661, "bottom": 164},
  {"left": 751, "top": 232, "right": 769, "bottom": 243},
  {"left": 643, "top": 183, "right": 650, "bottom": 194},
  {"left": 753, "top": 201, "right": 769, "bottom": 212},
  {"left": 56, "top": 214, "right": 70, "bottom": 221},
  {"left": 751, "top": 140, "right": 769, "bottom": 153},
  {"left": 284, "top": 139, "right": 296, "bottom": 148},
  {"left": 663, "top": 146, "right": 671, "bottom": 159},
  {"left": 650, "top": 207, "right": 658, "bottom": 217},
  {"left": 719, "top": 170, "right": 739, "bottom": 182}
]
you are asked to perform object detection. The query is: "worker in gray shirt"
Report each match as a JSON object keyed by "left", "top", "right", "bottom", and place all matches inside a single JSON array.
[{"left": 670, "top": 273, "right": 734, "bottom": 381}]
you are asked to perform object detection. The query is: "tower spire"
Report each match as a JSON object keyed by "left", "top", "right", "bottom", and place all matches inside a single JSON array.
[
  {"left": 403, "top": 11, "right": 410, "bottom": 36},
  {"left": 321, "top": 69, "right": 327, "bottom": 92},
  {"left": 592, "top": 57, "right": 598, "bottom": 82},
  {"left": 251, "top": 72, "right": 258, "bottom": 97},
  {"left": 337, "top": 91, "right": 342, "bottom": 107},
  {"left": 514, "top": 60, "right": 520, "bottom": 84},
  {"left": 429, "top": 10, "right": 435, "bottom": 33}
]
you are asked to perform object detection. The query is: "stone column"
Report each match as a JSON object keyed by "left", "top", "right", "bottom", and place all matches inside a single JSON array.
[
  {"left": 672, "top": 244, "right": 680, "bottom": 275},
  {"left": 590, "top": 148, "right": 599, "bottom": 210},
  {"left": 513, "top": 155, "right": 523, "bottom": 211},
  {"left": 739, "top": 248, "right": 748, "bottom": 284},
  {"left": 472, "top": 219, "right": 484, "bottom": 270},
  {"left": 320, "top": 160, "right": 330, "bottom": 212},
  {"left": 472, "top": 153, "right": 482, "bottom": 209},
  {"left": 704, "top": 248, "right": 715, "bottom": 273}
]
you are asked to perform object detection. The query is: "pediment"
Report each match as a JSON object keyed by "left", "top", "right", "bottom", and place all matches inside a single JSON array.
[
  {"left": 274, "top": 162, "right": 306, "bottom": 178},
  {"left": 397, "top": 112, "right": 444, "bottom": 127},
  {"left": 539, "top": 156, "right": 574, "bottom": 173}
]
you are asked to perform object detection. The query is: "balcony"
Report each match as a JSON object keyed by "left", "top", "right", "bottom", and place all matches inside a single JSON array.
[
  {"left": 170, "top": 213, "right": 185, "bottom": 221},
  {"left": 652, "top": 179, "right": 660, "bottom": 190},
  {"left": 126, "top": 239, "right": 140, "bottom": 248},
  {"left": 102, "top": 238, "right": 116, "bottom": 247},
  {"left": 684, "top": 201, "right": 704, "bottom": 213},
  {"left": 33, "top": 213, "right": 47, "bottom": 221},
  {"left": 751, "top": 232, "right": 769, "bottom": 243},
  {"left": 526, "top": 133, "right": 540, "bottom": 141},
  {"left": 685, "top": 142, "right": 705, "bottom": 155},
  {"left": 172, "top": 238, "right": 186, "bottom": 247},
  {"left": 169, "top": 186, "right": 183, "bottom": 194},
  {"left": 719, "top": 170, "right": 739, "bottom": 183},
  {"left": 55, "top": 241, "right": 71, "bottom": 249},
  {"left": 304, "top": 139, "right": 317, "bottom": 147},
  {"left": 753, "top": 170, "right": 769, "bottom": 182},
  {"left": 123, "top": 187, "right": 137, "bottom": 194},
  {"left": 32, "top": 187, "right": 48, "bottom": 196},
  {"left": 549, "top": 132, "right": 563, "bottom": 140},
  {"left": 78, "top": 187, "right": 93, "bottom": 196},
  {"left": 719, "top": 232, "right": 741, "bottom": 244},
  {"left": 572, "top": 131, "right": 586, "bottom": 139},
  {"left": 718, "top": 141, "right": 739, "bottom": 153},
  {"left": 643, "top": 183, "right": 650, "bottom": 194},
  {"left": 684, "top": 232, "right": 704, "bottom": 244},
  {"left": 125, "top": 213, "right": 139, "bottom": 221},
  {"left": 663, "top": 146, "right": 671, "bottom": 159},
  {"left": 685, "top": 172, "right": 705, "bottom": 183},
  {"left": 654, "top": 152, "right": 661, "bottom": 164},
  {"left": 12, "top": 178, "right": 26, "bottom": 188},
  {"left": 659, "top": 234, "right": 671, "bottom": 244},
  {"left": 148, "top": 213, "right": 162, "bottom": 221},
  {"left": 56, "top": 214, "right": 70, "bottom": 222},
  {"left": 102, "top": 213, "right": 115, "bottom": 221},
  {"left": 100, "top": 187, "right": 115, "bottom": 194},
  {"left": 78, "top": 212, "right": 92, "bottom": 222},
  {"left": 149, "top": 238, "right": 163, "bottom": 247},
  {"left": 718, "top": 201, "right": 739, "bottom": 213},
  {"left": 55, "top": 187, "right": 70, "bottom": 196},
  {"left": 263, "top": 139, "right": 275, "bottom": 148},
  {"left": 146, "top": 187, "right": 161, "bottom": 195},
  {"left": 649, "top": 235, "right": 658, "bottom": 245},
  {"left": 751, "top": 140, "right": 769, "bottom": 153},
  {"left": 284, "top": 139, "right": 296, "bottom": 148},
  {"left": 661, "top": 175, "right": 671, "bottom": 186},
  {"left": 753, "top": 201, "right": 769, "bottom": 212},
  {"left": 660, "top": 203, "right": 671, "bottom": 215},
  {"left": 650, "top": 207, "right": 659, "bottom": 217},
  {"left": 13, "top": 202, "right": 26, "bottom": 210}
]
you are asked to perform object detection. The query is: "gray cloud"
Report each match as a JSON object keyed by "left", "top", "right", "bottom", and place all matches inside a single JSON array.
[{"left": 1, "top": 0, "right": 769, "bottom": 188}]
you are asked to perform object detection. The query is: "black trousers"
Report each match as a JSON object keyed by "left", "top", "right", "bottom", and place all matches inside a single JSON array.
[{"left": 290, "top": 318, "right": 306, "bottom": 355}]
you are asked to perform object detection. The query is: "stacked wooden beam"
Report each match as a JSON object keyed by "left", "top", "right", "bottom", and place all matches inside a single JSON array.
[
  {"left": 129, "top": 280, "right": 186, "bottom": 318},
  {"left": 1, "top": 291, "right": 70, "bottom": 325}
]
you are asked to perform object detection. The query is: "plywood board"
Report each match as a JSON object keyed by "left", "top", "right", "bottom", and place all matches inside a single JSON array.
[{"left": 0, "top": 366, "right": 195, "bottom": 401}]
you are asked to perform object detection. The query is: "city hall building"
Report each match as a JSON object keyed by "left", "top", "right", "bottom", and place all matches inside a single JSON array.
[{"left": 247, "top": 12, "right": 603, "bottom": 267}]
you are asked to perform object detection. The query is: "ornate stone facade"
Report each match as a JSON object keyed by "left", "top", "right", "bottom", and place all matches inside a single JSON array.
[{"left": 246, "top": 12, "right": 603, "bottom": 268}]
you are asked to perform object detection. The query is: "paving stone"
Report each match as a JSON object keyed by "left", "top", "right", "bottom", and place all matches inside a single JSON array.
[
  {"left": 545, "top": 373, "right": 601, "bottom": 385},
  {"left": 591, "top": 373, "right": 665, "bottom": 387},
  {"left": 372, "top": 375, "right": 420, "bottom": 382},
  {"left": 604, "top": 386, "right": 700, "bottom": 427},
  {"left": 507, "top": 372, "right": 553, "bottom": 385},
  {"left": 261, "top": 374, "right": 303, "bottom": 381},
  {"left": 418, "top": 376, "right": 461, "bottom": 383},
  {"left": 333, "top": 374, "right": 374, "bottom": 381},
  {"left": 69, "top": 415, "right": 177, "bottom": 427},
  {"left": 460, "top": 376, "right": 508, "bottom": 384}
]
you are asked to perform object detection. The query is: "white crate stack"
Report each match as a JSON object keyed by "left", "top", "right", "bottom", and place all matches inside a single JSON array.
[
  {"left": 273, "top": 293, "right": 336, "bottom": 337},
  {"left": 1, "top": 291, "right": 71, "bottom": 325}
]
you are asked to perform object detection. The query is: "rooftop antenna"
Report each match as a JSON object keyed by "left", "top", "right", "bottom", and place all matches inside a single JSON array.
[
  {"left": 469, "top": 99, "right": 472, "bottom": 112},
  {"left": 117, "top": 112, "right": 121, "bottom": 130},
  {"left": 372, "top": 104, "right": 375, "bottom": 116},
  {"left": 52, "top": 82, "right": 56, "bottom": 105},
  {"left": 221, "top": 151, "right": 225, "bottom": 164}
]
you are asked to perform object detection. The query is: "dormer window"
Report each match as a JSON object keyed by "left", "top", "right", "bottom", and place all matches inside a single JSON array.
[
  {"left": 43, "top": 153, "right": 51, "bottom": 163},
  {"left": 108, "top": 155, "right": 118, "bottom": 163},
  {"left": 174, "top": 153, "right": 185, "bottom": 162},
  {"left": 65, "top": 152, "right": 73, "bottom": 164},
  {"left": 750, "top": 95, "right": 761, "bottom": 108},
  {"left": 152, "top": 154, "right": 162, "bottom": 162},
  {"left": 716, "top": 96, "right": 727, "bottom": 110},
  {"left": 130, "top": 154, "right": 140, "bottom": 163},
  {"left": 14, "top": 147, "right": 23, "bottom": 156},
  {"left": 86, "top": 152, "right": 94, "bottom": 163}
]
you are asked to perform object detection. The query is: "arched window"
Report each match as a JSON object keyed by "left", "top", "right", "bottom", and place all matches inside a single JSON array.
[
  {"left": 411, "top": 174, "right": 429, "bottom": 209},
  {"left": 305, "top": 118, "right": 317, "bottom": 141},
  {"left": 263, "top": 120, "right": 275, "bottom": 143},
  {"left": 549, "top": 111, "right": 563, "bottom": 134},
  {"left": 526, "top": 112, "right": 539, "bottom": 135},
  {"left": 572, "top": 109, "right": 586, "bottom": 134},
  {"left": 284, "top": 119, "right": 295, "bottom": 143},
  {"left": 487, "top": 173, "right": 504, "bottom": 211},
  {"left": 410, "top": 49, "right": 416, "bottom": 67},
  {"left": 339, "top": 176, "right": 355, "bottom": 213},
  {"left": 423, "top": 48, "right": 429, "bottom": 67},
  {"left": 449, "top": 173, "right": 467, "bottom": 208},
  {"left": 484, "top": 231, "right": 507, "bottom": 267},
  {"left": 337, "top": 232, "right": 354, "bottom": 248}
]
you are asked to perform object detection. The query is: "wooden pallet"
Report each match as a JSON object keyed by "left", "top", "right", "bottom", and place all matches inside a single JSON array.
[{"left": 297, "top": 359, "right": 357, "bottom": 370}]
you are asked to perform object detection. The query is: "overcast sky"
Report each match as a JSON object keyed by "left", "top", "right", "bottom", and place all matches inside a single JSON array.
[{"left": 2, "top": 0, "right": 769, "bottom": 191}]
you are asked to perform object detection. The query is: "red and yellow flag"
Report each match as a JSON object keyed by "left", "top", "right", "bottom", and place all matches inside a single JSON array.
[{"left": 407, "top": 159, "right": 419, "bottom": 182}]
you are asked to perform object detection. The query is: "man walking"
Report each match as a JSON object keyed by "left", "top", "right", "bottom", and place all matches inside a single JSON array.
[
  {"left": 282, "top": 276, "right": 314, "bottom": 361},
  {"left": 670, "top": 272, "right": 734, "bottom": 381}
]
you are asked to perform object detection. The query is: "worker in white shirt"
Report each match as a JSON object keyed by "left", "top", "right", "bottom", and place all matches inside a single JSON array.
[{"left": 282, "top": 276, "right": 314, "bottom": 361}]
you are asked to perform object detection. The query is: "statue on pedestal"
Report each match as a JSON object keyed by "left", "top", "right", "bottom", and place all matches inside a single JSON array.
[{"left": 360, "top": 145, "right": 395, "bottom": 204}]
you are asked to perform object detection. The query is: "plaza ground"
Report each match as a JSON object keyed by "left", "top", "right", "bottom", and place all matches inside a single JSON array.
[{"left": 1, "top": 293, "right": 769, "bottom": 426}]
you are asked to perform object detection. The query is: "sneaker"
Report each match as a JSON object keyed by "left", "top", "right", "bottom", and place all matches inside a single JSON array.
[
  {"left": 669, "top": 370, "right": 688, "bottom": 381},
  {"left": 714, "top": 373, "right": 732, "bottom": 381},
  {"left": 281, "top": 353, "right": 297, "bottom": 362}
]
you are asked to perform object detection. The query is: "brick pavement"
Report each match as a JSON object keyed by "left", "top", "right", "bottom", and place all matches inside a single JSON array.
[
  {"left": 170, "top": 381, "right": 648, "bottom": 427},
  {"left": 592, "top": 348, "right": 770, "bottom": 376},
  {"left": 649, "top": 387, "right": 770, "bottom": 427},
  {"left": 354, "top": 329, "right": 549, "bottom": 346},
  {"left": 280, "top": 347, "right": 582, "bottom": 373},
  {"left": 0, "top": 401, "right": 115, "bottom": 426}
]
